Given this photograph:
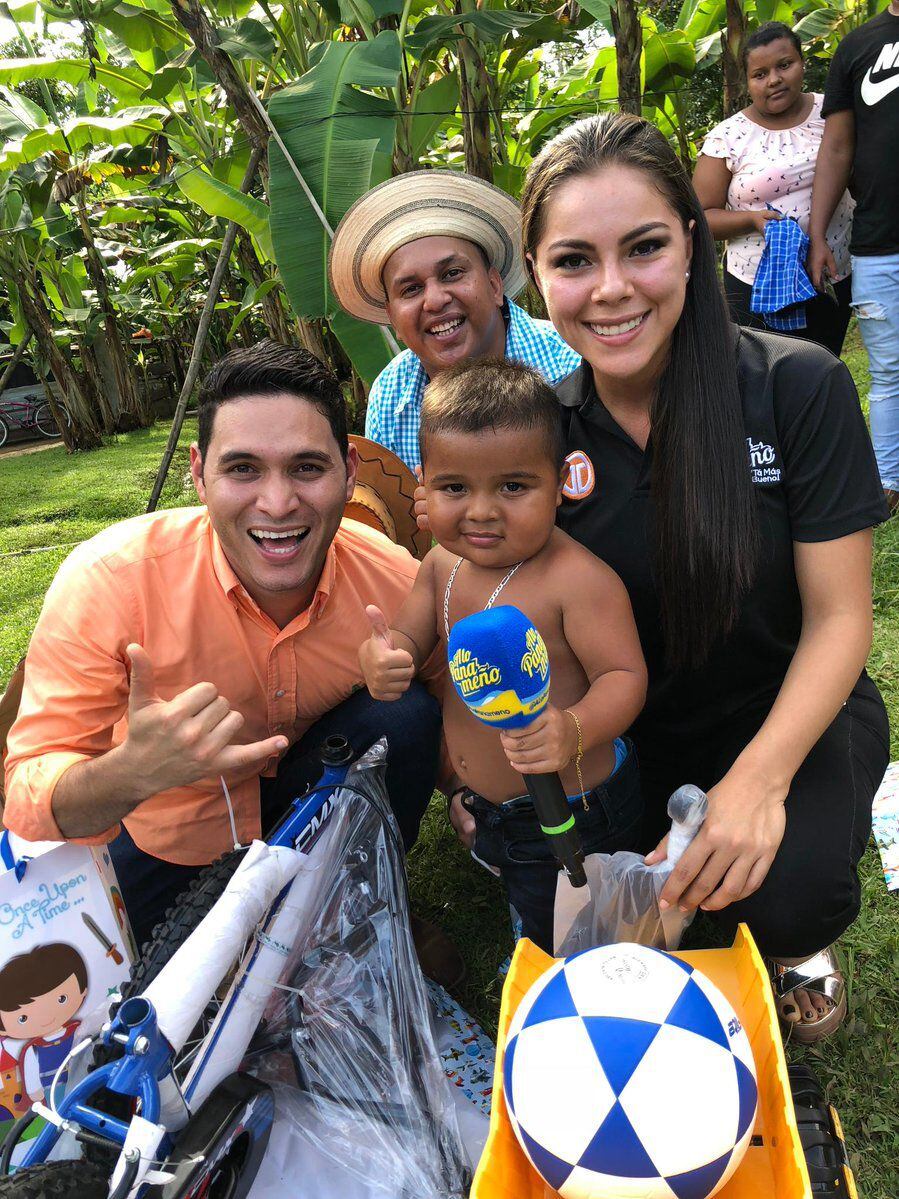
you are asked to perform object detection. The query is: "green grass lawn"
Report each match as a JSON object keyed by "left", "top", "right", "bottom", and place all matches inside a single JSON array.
[{"left": 2, "top": 327, "right": 897, "bottom": 1194}]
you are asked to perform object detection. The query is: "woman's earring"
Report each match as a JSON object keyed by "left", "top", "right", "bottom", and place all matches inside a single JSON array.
[{"left": 685, "top": 270, "right": 691, "bottom": 281}]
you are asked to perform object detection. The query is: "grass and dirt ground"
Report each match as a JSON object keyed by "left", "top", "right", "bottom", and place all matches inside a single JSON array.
[{"left": 1, "top": 324, "right": 897, "bottom": 1194}]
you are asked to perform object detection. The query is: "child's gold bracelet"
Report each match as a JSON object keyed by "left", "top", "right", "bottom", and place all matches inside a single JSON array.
[{"left": 565, "top": 708, "right": 588, "bottom": 811}]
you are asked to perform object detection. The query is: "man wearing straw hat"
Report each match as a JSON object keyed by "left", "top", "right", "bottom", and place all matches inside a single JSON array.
[{"left": 329, "top": 171, "right": 580, "bottom": 472}]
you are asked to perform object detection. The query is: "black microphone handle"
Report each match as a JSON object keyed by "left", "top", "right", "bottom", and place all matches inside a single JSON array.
[{"left": 522, "top": 772, "right": 587, "bottom": 888}]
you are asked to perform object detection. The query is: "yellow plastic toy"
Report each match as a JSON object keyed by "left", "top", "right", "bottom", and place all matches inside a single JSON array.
[{"left": 472, "top": 925, "right": 816, "bottom": 1199}]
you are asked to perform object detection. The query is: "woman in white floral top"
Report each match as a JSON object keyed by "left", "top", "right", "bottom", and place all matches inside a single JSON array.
[{"left": 694, "top": 22, "right": 854, "bottom": 356}]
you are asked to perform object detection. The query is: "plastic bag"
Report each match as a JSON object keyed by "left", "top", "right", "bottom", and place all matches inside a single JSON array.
[
  {"left": 553, "top": 784, "right": 708, "bottom": 956},
  {"left": 247, "top": 740, "right": 470, "bottom": 1198}
]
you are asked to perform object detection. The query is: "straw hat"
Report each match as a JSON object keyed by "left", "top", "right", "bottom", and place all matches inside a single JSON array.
[
  {"left": 344, "top": 435, "right": 430, "bottom": 560},
  {"left": 328, "top": 170, "right": 527, "bottom": 326}
]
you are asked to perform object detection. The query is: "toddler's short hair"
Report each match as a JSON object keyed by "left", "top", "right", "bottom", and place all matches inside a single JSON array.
[{"left": 420, "top": 358, "right": 565, "bottom": 468}]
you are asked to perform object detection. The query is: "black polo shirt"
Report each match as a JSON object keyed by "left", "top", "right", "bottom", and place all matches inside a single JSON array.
[{"left": 556, "top": 327, "right": 888, "bottom": 743}]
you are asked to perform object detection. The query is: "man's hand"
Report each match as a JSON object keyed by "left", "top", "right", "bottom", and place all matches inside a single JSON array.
[
  {"left": 649, "top": 760, "right": 787, "bottom": 914},
  {"left": 358, "top": 607, "right": 415, "bottom": 701},
  {"left": 500, "top": 705, "right": 578, "bottom": 775},
  {"left": 806, "top": 236, "right": 838, "bottom": 291},
  {"left": 122, "top": 644, "right": 288, "bottom": 794}
]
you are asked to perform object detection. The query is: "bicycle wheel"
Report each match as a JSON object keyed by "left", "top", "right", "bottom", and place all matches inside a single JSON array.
[
  {"left": 33, "top": 401, "right": 66, "bottom": 438},
  {"left": 0, "top": 415, "right": 8, "bottom": 449},
  {"left": 0, "top": 1161, "right": 109, "bottom": 1197}
]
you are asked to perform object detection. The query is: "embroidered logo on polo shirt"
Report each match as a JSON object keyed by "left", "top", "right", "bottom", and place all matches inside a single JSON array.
[
  {"left": 562, "top": 450, "right": 595, "bottom": 500},
  {"left": 747, "top": 437, "right": 781, "bottom": 485}
]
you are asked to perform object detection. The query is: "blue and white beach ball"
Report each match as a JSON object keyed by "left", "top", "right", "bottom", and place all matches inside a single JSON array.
[{"left": 503, "top": 944, "right": 758, "bottom": 1199}]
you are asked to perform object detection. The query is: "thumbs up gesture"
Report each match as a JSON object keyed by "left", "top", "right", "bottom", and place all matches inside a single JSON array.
[
  {"left": 358, "top": 606, "right": 416, "bottom": 701},
  {"left": 123, "top": 644, "right": 289, "bottom": 795}
]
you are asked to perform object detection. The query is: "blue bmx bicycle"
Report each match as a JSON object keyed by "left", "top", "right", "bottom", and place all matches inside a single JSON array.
[{"left": 0, "top": 737, "right": 466, "bottom": 1199}]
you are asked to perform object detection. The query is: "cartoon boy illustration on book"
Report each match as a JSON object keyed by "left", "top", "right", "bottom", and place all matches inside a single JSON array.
[{"left": 0, "top": 944, "right": 88, "bottom": 1103}]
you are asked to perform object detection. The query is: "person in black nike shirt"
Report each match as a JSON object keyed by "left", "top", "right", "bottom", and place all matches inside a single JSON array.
[
  {"left": 511, "top": 111, "right": 889, "bottom": 1043},
  {"left": 809, "top": 2, "right": 899, "bottom": 513}
]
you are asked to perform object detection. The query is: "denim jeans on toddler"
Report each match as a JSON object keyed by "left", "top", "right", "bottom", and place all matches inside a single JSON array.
[
  {"left": 851, "top": 254, "right": 899, "bottom": 493},
  {"left": 462, "top": 738, "right": 643, "bottom": 953}
]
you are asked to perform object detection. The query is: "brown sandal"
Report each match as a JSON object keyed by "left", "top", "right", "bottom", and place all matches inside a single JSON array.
[{"left": 770, "top": 947, "right": 847, "bottom": 1045}]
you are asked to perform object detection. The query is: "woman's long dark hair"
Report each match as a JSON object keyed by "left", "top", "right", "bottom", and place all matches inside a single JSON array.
[{"left": 521, "top": 112, "right": 758, "bottom": 671}]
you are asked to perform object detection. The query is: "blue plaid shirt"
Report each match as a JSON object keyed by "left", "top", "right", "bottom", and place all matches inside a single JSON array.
[
  {"left": 750, "top": 216, "right": 818, "bottom": 332},
  {"left": 364, "top": 300, "right": 582, "bottom": 471}
]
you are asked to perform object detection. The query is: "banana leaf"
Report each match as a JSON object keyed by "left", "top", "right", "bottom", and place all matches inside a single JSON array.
[
  {"left": 406, "top": 10, "right": 547, "bottom": 53},
  {"left": 0, "top": 107, "right": 166, "bottom": 170},
  {"left": 267, "top": 29, "right": 400, "bottom": 322},
  {"left": 0, "top": 57, "right": 151, "bottom": 102},
  {"left": 330, "top": 308, "right": 392, "bottom": 386},
  {"left": 174, "top": 162, "right": 274, "bottom": 260},
  {"left": 408, "top": 71, "right": 460, "bottom": 162}
]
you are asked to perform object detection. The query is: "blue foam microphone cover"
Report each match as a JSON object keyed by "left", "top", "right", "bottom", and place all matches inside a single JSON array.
[{"left": 447, "top": 605, "right": 550, "bottom": 730}]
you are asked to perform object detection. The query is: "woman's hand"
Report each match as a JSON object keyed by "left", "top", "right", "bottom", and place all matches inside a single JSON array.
[
  {"left": 649, "top": 759, "right": 788, "bottom": 913},
  {"left": 751, "top": 209, "right": 784, "bottom": 235},
  {"left": 500, "top": 705, "right": 578, "bottom": 775}
]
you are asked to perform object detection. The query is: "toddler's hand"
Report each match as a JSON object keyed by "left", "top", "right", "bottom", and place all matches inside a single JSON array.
[
  {"left": 448, "top": 790, "right": 476, "bottom": 849},
  {"left": 500, "top": 705, "right": 578, "bottom": 775},
  {"left": 359, "top": 605, "right": 415, "bottom": 701},
  {"left": 414, "top": 466, "right": 430, "bottom": 534}
]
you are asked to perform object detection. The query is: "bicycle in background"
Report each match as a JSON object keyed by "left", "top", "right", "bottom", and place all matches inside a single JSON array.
[{"left": 0, "top": 394, "right": 71, "bottom": 447}]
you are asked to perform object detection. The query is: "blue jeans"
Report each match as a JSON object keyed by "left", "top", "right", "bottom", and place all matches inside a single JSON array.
[
  {"left": 462, "top": 740, "right": 643, "bottom": 952},
  {"left": 110, "top": 683, "right": 441, "bottom": 949},
  {"left": 851, "top": 254, "right": 899, "bottom": 491}
]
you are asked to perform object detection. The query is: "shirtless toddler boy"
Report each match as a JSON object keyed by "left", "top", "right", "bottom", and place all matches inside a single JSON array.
[{"left": 359, "top": 359, "right": 647, "bottom": 949}]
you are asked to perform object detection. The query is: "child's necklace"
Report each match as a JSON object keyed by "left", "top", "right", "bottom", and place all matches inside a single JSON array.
[{"left": 443, "top": 556, "right": 522, "bottom": 639}]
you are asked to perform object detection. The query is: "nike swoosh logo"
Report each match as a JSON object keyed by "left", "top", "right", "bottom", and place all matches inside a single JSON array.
[{"left": 860, "top": 66, "right": 899, "bottom": 105}]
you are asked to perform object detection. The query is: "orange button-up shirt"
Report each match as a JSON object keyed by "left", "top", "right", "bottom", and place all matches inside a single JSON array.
[{"left": 4, "top": 508, "right": 434, "bottom": 865}]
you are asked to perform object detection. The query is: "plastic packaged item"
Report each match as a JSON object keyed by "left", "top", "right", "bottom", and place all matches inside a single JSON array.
[
  {"left": 553, "top": 784, "right": 708, "bottom": 955},
  {"left": 247, "top": 741, "right": 471, "bottom": 1199}
]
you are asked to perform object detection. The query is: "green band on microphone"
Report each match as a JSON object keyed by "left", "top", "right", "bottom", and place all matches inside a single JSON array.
[{"left": 541, "top": 815, "right": 576, "bottom": 836}]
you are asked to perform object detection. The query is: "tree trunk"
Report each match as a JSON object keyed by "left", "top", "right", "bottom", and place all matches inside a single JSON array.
[
  {"left": 611, "top": 0, "right": 642, "bottom": 116},
  {"left": 79, "top": 341, "right": 118, "bottom": 435},
  {"left": 170, "top": 0, "right": 270, "bottom": 163},
  {"left": 455, "top": 0, "right": 493, "bottom": 183},
  {"left": 235, "top": 230, "right": 292, "bottom": 343},
  {"left": 393, "top": 71, "right": 415, "bottom": 176},
  {"left": 74, "top": 195, "right": 151, "bottom": 430},
  {"left": 722, "top": 0, "right": 749, "bottom": 116},
  {"left": 35, "top": 366, "right": 77, "bottom": 453},
  {"left": 457, "top": 34, "right": 493, "bottom": 182},
  {"left": 8, "top": 261, "right": 101, "bottom": 450}
]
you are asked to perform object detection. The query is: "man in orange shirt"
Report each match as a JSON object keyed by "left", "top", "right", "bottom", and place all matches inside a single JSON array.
[{"left": 4, "top": 342, "right": 443, "bottom": 950}]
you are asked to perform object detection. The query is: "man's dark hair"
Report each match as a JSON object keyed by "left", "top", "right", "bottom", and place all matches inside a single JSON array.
[
  {"left": 420, "top": 358, "right": 565, "bottom": 468},
  {"left": 742, "top": 21, "right": 802, "bottom": 68},
  {"left": 197, "top": 340, "right": 348, "bottom": 461}
]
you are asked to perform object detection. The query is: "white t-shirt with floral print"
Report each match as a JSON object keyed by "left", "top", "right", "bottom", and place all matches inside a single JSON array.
[{"left": 700, "top": 94, "right": 853, "bottom": 285}]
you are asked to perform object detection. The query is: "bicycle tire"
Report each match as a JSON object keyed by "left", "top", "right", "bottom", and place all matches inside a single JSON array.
[
  {"left": 33, "top": 402, "right": 65, "bottom": 438},
  {"left": 0, "top": 1160, "right": 109, "bottom": 1197},
  {"left": 0, "top": 415, "right": 8, "bottom": 449}
]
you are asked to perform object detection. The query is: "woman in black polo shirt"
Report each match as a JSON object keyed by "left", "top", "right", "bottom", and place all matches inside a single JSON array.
[{"left": 519, "top": 112, "right": 889, "bottom": 1042}]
